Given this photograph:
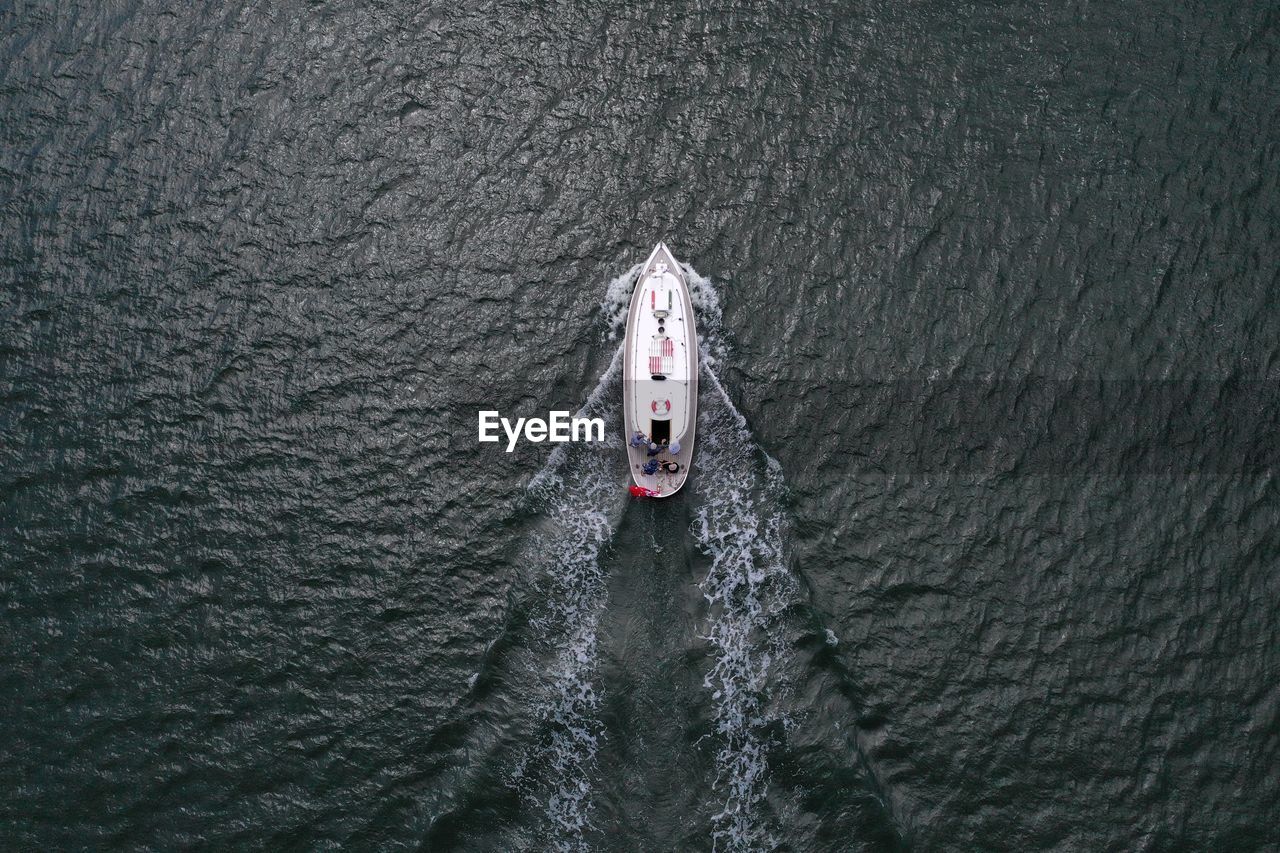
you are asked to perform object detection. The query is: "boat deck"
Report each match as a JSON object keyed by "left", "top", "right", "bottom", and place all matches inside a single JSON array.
[{"left": 622, "top": 243, "right": 698, "bottom": 497}]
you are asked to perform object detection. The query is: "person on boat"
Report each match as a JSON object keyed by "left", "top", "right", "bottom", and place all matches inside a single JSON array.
[
  {"left": 667, "top": 439, "right": 681, "bottom": 455},
  {"left": 662, "top": 461, "right": 680, "bottom": 474},
  {"left": 647, "top": 440, "right": 668, "bottom": 457},
  {"left": 629, "top": 484, "right": 660, "bottom": 498},
  {"left": 629, "top": 431, "right": 648, "bottom": 448},
  {"left": 642, "top": 458, "right": 661, "bottom": 476}
]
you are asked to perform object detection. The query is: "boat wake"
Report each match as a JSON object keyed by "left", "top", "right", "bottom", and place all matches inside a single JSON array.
[
  {"left": 513, "top": 343, "right": 626, "bottom": 849},
  {"left": 686, "top": 265, "right": 796, "bottom": 851},
  {"left": 516, "top": 259, "right": 797, "bottom": 851},
  {"left": 600, "top": 262, "right": 645, "bottom": 339},
  {"left": 692, "top": 371, "right": 793, "bottom": 851},
  {"left": 419, "top": 257, "right": 884, "bottom": 850}
]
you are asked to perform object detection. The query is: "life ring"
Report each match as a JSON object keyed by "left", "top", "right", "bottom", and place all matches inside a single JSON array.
[{"left": 651, "top": 399, "right": 671, "bottom": 415}]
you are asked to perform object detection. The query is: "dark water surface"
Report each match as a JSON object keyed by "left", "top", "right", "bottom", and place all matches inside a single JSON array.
[{"left": 3, "top": 0, "right": 1279, "bottom": 849}]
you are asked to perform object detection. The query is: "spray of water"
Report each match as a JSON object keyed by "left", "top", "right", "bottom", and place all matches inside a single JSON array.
[
  {"left": 600, "top": 262, "right": 644, "bottom": 340},
  {"left": 517, "top": 257, "right": 795, "bottom": 851},
  {"left": 516, "top": 437, "right": 622, "bottom": 849},
  {"left": 683, "top": 263, "right": 726, "bottom": 365},
  {"left": 528, "top": 343, "right": 624, "bottom": 496},
  {"left": 687, "top": 266, "right": 795, "bottom": 852},
  {"left": 511, "top": 264, "right": 639, "bottom": 849}
]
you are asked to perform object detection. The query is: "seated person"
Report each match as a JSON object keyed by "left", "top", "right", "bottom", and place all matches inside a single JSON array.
[
  {"left": 667, "top": 439, "right": 681, "bottom": 455},
  {"left": 647, "top": 440, "right": 666, "bottom": 457},
  {"left": 642, "top": 458, "right": 661, "bottom": 476},
  {"left": 629, "top": 431, "right": 648, "bottom": 448},
  {"left": 662, "top": 461, "right": 680, "bottom": 474}
]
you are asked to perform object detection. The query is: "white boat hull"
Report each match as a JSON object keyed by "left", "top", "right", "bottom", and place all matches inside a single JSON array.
[{"left": 623, "top": 242, "right": 698, "bottom": 497}]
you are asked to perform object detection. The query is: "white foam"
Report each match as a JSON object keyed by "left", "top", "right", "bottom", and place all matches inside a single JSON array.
[
  {"left": 527, "top": 343, "right": 624, "bottom": 496},
  {"left": 688, "top": 263, "right": 795, "bottom": 852},
  {"left": 519, "top": 258, "right": 795, "bottom": 851},
  {"left": 512, "top": 270, "right": 632, "bottom": 848},
  {"left": 682, "top": 262, "right": 728, "bottom": 368},
  {"left": 519, "top": 446, "right": 622, "bottom": 849},
  {"left": 599, "top": 262, "right": 644, "bottom": 340}
]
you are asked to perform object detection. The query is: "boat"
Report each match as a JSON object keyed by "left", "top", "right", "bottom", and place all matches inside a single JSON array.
[{"left": 623, "top": 242, "right": 698, "bottom": 497}]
